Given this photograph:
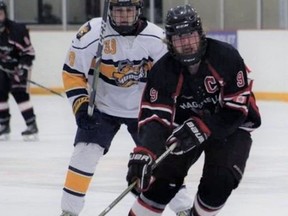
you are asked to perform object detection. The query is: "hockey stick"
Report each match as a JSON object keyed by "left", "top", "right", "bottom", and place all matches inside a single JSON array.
[
  {"left": 87, "top": 0, "right": 110, "bottom": 116},
  {"left": 26, "top": 79, "right": 64, "bottom": 98},
  {"left": 98, "top": 142, "right": 178, "bottom": 216}
]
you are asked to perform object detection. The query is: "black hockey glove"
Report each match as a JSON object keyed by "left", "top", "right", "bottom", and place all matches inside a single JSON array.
[
  {"left": 74, "top": 97, "right": 98, "bottom": 130},
  {"left": 167, "top": 117, "right": 211, "bottom": 155},
  {"left": 126, "top": 147, "right": 156, "bottom": 192}
]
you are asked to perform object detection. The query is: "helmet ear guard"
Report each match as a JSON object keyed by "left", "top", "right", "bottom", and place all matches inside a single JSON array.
[{"left": 165, "top": 4, "right": 207, "bottom": 66}]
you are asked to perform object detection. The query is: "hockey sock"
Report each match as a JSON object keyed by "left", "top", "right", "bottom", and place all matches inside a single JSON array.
[
  {"left": 168, "top": 185, "right": 193, "bottom": 213},
  {"left": 129, "top": 194, "right": 165, "bottom": 216},
  {"left": 12, "top": 91, "right": 36, "bottom": 125},
  {"left": 61, "top": 142, "right": 104, "bottom": 215},
  {"left": 191, "top": 193, "right": 223, "bottom": 216}
]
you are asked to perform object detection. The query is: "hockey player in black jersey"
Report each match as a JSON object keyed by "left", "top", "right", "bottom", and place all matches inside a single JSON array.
[
  {"left": 0, "top": 1, "right": 38, "bottom": 141},
  {"left": 127, "top": 4, "right": 261, "bottom": 216}
]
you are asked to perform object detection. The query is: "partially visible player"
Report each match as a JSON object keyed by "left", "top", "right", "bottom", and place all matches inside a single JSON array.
[
  {"left": 127, "top": 4, "right": 261, "bottom": 216},
  {"left": 0, "top": 1, "right": 38, "bottom": 141},
  {"left": 60, "top": 0, "right": 191, "bottom": 215}
]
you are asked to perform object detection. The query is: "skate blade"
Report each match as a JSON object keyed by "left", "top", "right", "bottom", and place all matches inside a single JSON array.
[
  {"left": 22, "top": 134, "right": 39, "bottom": 141},
  {"left": 0, "top": 134, "right": 10, "bottom": 141}
]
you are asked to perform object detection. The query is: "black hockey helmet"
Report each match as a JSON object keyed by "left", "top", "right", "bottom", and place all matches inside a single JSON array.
[
  {"left": 165, "top": 5, "right": 207, "bottom": 66},
  {"left": 109, "top": 0, "right": 143, "bottom": 34},
  {"left": 0, "top": 1, "right": 7, "bottom": 29},
  {"left": 0, "top": 1, "right": 6, "bottom": 13}
]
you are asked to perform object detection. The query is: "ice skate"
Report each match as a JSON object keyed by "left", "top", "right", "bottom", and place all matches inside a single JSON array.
[
  {"left": 176, "top": 208, "right": 191, "bottom": 216},
  {"left": 21, "top": 123, "right": 38, "bottom": 141},
  {"left": 0, "top": 124, "right": 10, "bottom": 141},
  {"left": 60, "top": 211, "right": 78, "bottom": 216}
]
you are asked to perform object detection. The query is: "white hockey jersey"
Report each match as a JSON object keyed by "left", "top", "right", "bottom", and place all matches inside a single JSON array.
[{"left": 62, "top": 18, "right": 167, "bottom": 118}]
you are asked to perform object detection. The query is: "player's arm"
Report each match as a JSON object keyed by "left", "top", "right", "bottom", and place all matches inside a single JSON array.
[
  {"left": 137, "top": 59, "right": 179, "bottom": 156},
  {"left": 203, "top": 54, "right": 252, "bottom": 140},
  {"left": 62, "top": 46, "right": 90, "bottom": 108},
  {"left": 62, "top": 23, "right": 98, "bottom": 129},
  {"left": 62, "top": 20, "right": 101, "bottom": 106},
  {"left": 17, "top": 24, "right": 35, "bottom": 66},
  {"left": 127, "top": 60, "right": 177, "bottom": 190},
  {"left": 127, "top": 93, "right": 171, "bottom": 192},
  {"left": 11, "top": 24, "right": 35, "bottom": 83}
]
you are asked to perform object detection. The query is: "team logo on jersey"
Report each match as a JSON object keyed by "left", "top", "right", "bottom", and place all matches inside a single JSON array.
[
  {"left": 112, "top": 59, "right": 151, "bottom": 87},
  {"left": 76, "top": 23, "right": 91, "bottom": 39},
  {"left": 179, "top": 94, "right": 219, "bottom": 110}
]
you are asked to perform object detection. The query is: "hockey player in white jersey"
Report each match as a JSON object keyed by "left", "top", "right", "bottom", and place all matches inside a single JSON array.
[{"left": 60, "top": 0, "right": 191, "bottom": 215}]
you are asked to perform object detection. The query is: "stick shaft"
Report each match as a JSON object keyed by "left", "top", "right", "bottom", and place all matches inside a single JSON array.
[
  {"left": 27, "top": 79, "right": 63, "bottom": 97},
  {"left": 88, "top": 0, "right": 110, "bottom": 116},
  {"left": 1, "top": 67, "right": 63, "bottom": 97},
  {"left": 98, "top": 143, "right": 178, "bottom": 216}
]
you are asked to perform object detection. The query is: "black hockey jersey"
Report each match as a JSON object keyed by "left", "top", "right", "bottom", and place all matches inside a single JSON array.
[
  {"left": 138, "top": 38, "right": 261, "bottom": 156},
  {"left": 0, "top": 19, "right": 35, "bottom": 73}
]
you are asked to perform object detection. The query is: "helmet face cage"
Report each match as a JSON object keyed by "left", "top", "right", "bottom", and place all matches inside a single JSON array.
[
  {"left": 165, "top": 5, "right": 207, "bottom": 66},
  {"left": 109, "top": 0, "right": 143, "bottom": 34}
]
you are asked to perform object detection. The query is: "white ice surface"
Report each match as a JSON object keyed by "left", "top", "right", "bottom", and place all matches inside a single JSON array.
[{"left": 0, "top": 96, "right": 287, "bottom": 216}]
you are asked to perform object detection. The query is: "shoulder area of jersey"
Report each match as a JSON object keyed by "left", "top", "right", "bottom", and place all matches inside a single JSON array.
[
  {"left": 141, "top": 21, "right": 165, "bottom": 38},
  {"left": 7, "top": 19, "right": 27, "bottom": 31},
  {"left": 75, "top": 17, "right": 102, "bottom": 40},
  {"left": 207, "top": 37, "right": 237, "bottom": 52}
]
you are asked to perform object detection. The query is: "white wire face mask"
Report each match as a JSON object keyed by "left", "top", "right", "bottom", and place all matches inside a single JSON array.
[{"left": 110, "top": 6, "right": 138, "bottom": 27}]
